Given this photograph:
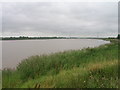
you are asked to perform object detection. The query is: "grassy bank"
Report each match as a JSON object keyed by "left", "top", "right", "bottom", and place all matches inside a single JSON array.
[{"left": 2, "top": 39, "right": 118, "bottom": 88}]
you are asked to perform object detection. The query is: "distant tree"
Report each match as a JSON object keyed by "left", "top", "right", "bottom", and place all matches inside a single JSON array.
[{"left": 117, "top": 34, "right": 120, "bottom": 39}]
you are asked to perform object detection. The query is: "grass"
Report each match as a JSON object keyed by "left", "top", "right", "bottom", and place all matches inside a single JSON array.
[
  {"left": 2, "top": 39, "right": 119, "bottom": 88},
  {"left": 0, "top": 70, "right": 1, "bottom": 89}
]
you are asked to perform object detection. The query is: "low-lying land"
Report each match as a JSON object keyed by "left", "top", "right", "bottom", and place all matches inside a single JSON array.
[
  {"left": 1, "top": 36, "right": 78, "bottom": 40},
  {"left": 2, "top": 39, "right": 119, "bottom": 88}
]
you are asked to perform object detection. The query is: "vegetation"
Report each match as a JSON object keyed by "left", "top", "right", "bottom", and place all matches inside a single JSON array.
[
  {"left": 2, "top": 39, "right": 118, "bottom": 88},
  {"left": 1, "top": 36, "right": 80, "bottom": 40},
  {"left": 1, "top": 36, "right": 118, "bottom": 40},
  {"left": 117, "top": 34, "right": 120, "bottom": 39}
]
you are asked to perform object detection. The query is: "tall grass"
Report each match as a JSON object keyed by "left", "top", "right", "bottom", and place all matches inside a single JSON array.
[
  {"left": 2, "top": 39, "right": 118, "bottom": 88},
  {"left": 0, "top": 70, "right": 2, "bottom": 89}
]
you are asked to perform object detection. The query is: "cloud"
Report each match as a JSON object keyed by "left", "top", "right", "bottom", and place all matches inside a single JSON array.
[
  {"left": 0, "top": 4, "right": 2, "bottom": 36},
  {"left": 2, "top": 2, "right": 118, "bottom": 37}
]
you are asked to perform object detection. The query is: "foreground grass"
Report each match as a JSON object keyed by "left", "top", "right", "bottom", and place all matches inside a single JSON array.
[{"left": 2, "top": 39, "right": 118, "bottom": 88}]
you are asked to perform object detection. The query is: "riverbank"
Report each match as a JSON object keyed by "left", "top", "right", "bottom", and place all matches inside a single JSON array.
[{"left": 2, "top": 39, "right": 118, "bottom": 88}]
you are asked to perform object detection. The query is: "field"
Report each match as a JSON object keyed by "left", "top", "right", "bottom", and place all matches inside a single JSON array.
[{"left": 2, "top": 39, "right": 119, "bottom": 88}]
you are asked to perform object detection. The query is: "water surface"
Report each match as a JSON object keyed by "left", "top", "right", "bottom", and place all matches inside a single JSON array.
[{"left": 2, "top": 39, "right": 110, "bottom": 69}]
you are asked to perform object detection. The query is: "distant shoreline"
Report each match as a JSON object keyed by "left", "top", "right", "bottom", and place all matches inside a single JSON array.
[{"left": 0, "top": 36, "right": 116, "bottom": 40}]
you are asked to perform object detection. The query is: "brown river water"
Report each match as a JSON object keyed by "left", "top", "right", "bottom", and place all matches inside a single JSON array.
[{"left": 1, "top": 39, "right": 110, "bottom": 69}]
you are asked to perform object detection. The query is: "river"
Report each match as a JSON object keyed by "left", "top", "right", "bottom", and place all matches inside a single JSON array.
[{"left": 2, "top": 39, "right": 110, "bottom": 69}]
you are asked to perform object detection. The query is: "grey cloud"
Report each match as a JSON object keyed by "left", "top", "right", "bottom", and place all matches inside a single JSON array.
[
  {"left": 0, "top": 4, "right": 2, "bottom": 36},
  {"left": 2, "top": 2, "right": 118, "bottom": 37}
]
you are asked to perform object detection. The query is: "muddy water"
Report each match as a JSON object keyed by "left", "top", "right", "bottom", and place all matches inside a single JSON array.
[{"left": 2, "top": 39, "right": 110, "bottom": 69}]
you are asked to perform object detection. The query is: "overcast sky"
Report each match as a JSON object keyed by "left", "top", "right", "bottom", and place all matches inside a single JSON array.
[{"left": 1, "top": 2, "right": 118, "bottom": 37}]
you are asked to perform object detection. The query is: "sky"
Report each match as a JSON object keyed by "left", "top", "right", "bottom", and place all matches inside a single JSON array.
[{"left": 0, "top": 1, "right": 118, "bottom": 37}]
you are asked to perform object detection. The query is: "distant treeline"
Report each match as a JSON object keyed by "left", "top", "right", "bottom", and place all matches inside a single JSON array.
[
  {"left": 0, "top": 35, "right": 119, "bottom": 40},
  {"left": 117, "top": 34, "right": 120, "bottom": 39},
  {"left": 1, "top": 36, "right": 79, "bottom": 40}
]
